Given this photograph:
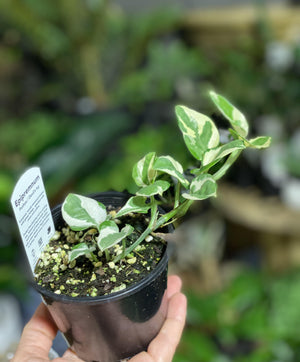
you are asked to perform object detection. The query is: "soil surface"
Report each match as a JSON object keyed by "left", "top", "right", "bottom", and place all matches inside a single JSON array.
[{"left": 34, "top": 208, "right": 166, "bottom": 298}]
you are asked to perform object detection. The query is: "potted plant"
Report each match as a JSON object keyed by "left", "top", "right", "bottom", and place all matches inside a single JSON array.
[{"left": 32, "top": 91, "right": 271, "bottom": 362}]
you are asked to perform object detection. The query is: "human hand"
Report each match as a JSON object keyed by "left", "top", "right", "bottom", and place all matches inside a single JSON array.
[
  {"left": 128, "top": 275, "right": 187, "bottom": 362},
  {"left": 11, "top": 300, "right": 84, "bottom": 362},
  {"left": 12, "top": 275, "right": 187, "bottom": 362}
]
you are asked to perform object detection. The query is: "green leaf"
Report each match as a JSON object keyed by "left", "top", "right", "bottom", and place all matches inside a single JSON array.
[
  {"left": 136, "top": 180, "right": 170, "bottom": 197},
  {"left": 62, "top": 193, "right": 107, "bottom": 231},
  {"left": 115, "top": 196, "right": 151, "bottom": 218},
  {"left": 153, "top": 155, "right": 190, "bottom": 188},
  {"left": 175, "top": 105, "right": 219, "bottom": 161},
  {"left": 202, "top": 140, "right": 246, "bottom": 166},
  {"left": 248, "top": 136, "right": 272, "bottom": 149},
  {"left": 96, "top": 220, "right": 119, "bottom": 250},
  {"left": 69, "top": 243, "right": 95, "bottom": 262},
  {"left": 132, "top": 152, "right": 157, "bottom": 187},
  {"left": 182, "top": 174, "right": 217, "bottom": 200},
  {"left": 228, "top": 129, "right": 272, "bottom": 150},
  {"left": 98, "top": 224, "right": 134, "bottom": 251},
  {"left": 209, "top": 91, "right": 249, "bottom": 138},
  {"left": 98, "top": 220, "right": 119, "bottom": 238}
]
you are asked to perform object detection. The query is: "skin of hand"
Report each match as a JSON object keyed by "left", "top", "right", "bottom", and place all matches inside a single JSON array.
[{"left": 11, "top": 275, "right": 187, "bottom": 362}]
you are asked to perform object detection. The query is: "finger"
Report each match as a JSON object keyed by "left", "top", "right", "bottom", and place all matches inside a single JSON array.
[
  {"left": 59, "top": 348, "right": 85, "bottom": 361},
  {"left": 130, "top": 291, "right": 187, "bottom": 362},
  {"left": 148, "top": 292, "right": 187, "bottom": 362},
  {"left": 167, "top": 275, "right": 182, "bottom": 299},
  {"left": 12, "top": 303, "right": 57, "bottom": 362}
]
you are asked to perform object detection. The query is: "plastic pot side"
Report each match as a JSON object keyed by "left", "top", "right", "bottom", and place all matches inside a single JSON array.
[{"left": 33, "top": 192, "right": 170, "bottom": 362}]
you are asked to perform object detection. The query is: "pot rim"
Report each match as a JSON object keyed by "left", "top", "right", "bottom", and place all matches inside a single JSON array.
[{"left": 32, "top": 191, "right": 171, "bottom": 304}]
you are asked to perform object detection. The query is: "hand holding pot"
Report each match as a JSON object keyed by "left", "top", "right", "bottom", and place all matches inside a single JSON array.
[
  {"left": 11, "top": 276, "right": 186, "bottom": 362},
  {"left": 11, "top": 301, "right": 85, "bottom": 362},
  {"left": 129, "top": 275, "right": 187, "bottom": 362}
]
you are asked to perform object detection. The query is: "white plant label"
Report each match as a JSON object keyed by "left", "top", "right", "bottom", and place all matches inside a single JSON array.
[{"left": 10, "top": 167, "right": 55, "bottom": 274}]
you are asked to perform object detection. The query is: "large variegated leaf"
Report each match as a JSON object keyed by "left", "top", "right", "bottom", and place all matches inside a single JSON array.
[
  {"left": 175, "top": 105, "right": 219, "bottom": 161},
  {"left": 132, "top": 152, "right": 157, "bottom": 187},
  {"left": 248, "top": 136, "right": 272, "bottom": 149},
  {"left": 115, "top": 196, "right": 151, "bottom": 218},
  {"left": 202, "top": 140, "right": 246, "bottom": 166},
  {"left": 62, "top": 193, "right": 107, "bottom": 231},
  {"left": 69, "top": 242, "right": 95, "bottom": 262},
  {"left": 182, "top": 174, "right": 217, "bottom": 200},
  {"left": 153, "top": 156, "right": 190, "bottom": 188},
  {"left": 98, "top": 224, "right": 134, "bottom": 251},
  {"left": 209, "top": 91, "right": 249, "bottom": 138},
  {"left": 136, "top": 180, "right": 170, "bottom": 197}
]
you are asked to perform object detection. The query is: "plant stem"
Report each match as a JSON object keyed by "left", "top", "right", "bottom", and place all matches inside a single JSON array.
[
  {"left": 174, "top": 181, "right": 181, "bottom": 209},
  {"left": 155, "top": 199, "right": 193, "bottom": 229},
  {"left": 149, "top": 196, "right": 158, "bottom": 229},
  {"left": 113, "top": 198, "right": 158, "bottom": 263},
  {"left": 121, "top": 239, "right": 126, "bottom": 259},
  {"left": 113, "top": 198, "right": 193, "bottom": 263},
  {"left": 212, "top": 150, "right": 242, "bottom": 181},
  {"left": 87, "top": 251, "right": 99, "bottom": 263},
  {"left": 105, "top": 249, "right": 110, "bottom": 262},
  {"left": 113, "top": 227, "right": 152, "bottom": 263}
]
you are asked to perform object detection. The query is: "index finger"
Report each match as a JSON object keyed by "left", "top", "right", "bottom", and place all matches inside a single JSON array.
[
  {"left": 12, "top": 303, "right": 57, "bottom": 362},
  {"left": 147, "top": 292, "right": 187, "bottom": 361},
  {"left": 130, "top": 290, "right": 187, "bottom": 362}
]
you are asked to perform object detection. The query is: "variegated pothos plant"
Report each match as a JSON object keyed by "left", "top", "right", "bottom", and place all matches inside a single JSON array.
[{"left": 61, "top": 91, "right": 271, "bottom": 263}]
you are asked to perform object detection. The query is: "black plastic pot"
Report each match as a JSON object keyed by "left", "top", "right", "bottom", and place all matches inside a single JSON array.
[{"left": 33, "top": 191, "right": 170, "bottom": 362}]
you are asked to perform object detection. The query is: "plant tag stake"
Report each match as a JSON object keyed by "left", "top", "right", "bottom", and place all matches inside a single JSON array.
[{"left": 10, "top": 167, "right": 55, "bottom": 274}]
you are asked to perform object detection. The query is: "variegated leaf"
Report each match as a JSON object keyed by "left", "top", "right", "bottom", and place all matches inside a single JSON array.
[
  {"left": 115, "top": 196, "right": 151, "bottom": 218},
  {"left": 132, "top": 152, "right": 157, "bottom": 187},
  {"left": 202, "top": 140, "right": 246, "bottom": 166},
  {"left": 98, "top": 224, "right": 134, "bottom": 251},
  {"left": 136, "top": 180, "right": 170, "bottom": 197},
  {"left": 97, "top": 220, "right": 119, "bottom": 250},
  {"left": 182, "top": 174, "right": 217, "bottom": 200},
  {"left": 209, "top": 91, "right": 249, "bottom": 138},
  {"left": 98, "top": 220, "right": 119, "bottom": 239},
  {"left": 69, "top": 242, "right": 95, "bottom": 262},
  {"left": 153, "top": 156, "right": 190, "bottom": 188},
  {"left": 175, "top": 105, "right": 219, "bottom": 161},
  {"left": 248, "top": 136, "right": 272, "bottom": 149},
  {"left": 62, "top": 193, "right": 107, "bottom": 231}
]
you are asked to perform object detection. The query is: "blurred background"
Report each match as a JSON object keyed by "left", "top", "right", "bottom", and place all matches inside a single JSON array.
[{"left": 1, "top": 0, "right": 300, "bottom": 361}]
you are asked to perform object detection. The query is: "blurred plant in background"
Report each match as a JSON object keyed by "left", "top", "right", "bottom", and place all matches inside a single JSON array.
[
  {"left": 0, "top": 0, "right": 186, "bottom": 114},
  {"left": 175, "top": 267, "right": 300, "bottom": 362},
  {"left": 213, "top": 38, "right": 300, "bottom": 202}
]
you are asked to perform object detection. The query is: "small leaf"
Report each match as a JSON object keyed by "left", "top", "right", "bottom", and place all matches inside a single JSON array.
[
  {"left": 69, "top": 243, "right": 95, "bottom": 262},
  {"left": 132, "top": 152, "right": 157, "bottom": 187},
  {"left": 248, "top": 136, "right": 272, "bottom": 149},
  {"left": 96, "top": 220, "right": 119, "bottom": 250},
  {"left": 136, "top": 180, "right": 170, "bottom": 197},
  {"left": 202, "top": 140, "right": 246, "bottom": 166},
  {"left": 175, "top": 105, "right": 219, "bottom": 161},
  {"left": 98, "top": 220, "right": 119, "bottom": 238},
  {"left": 153, "top": 156, "right": 190, "bottom": 188},
  {"left": 62, "top": 193, "right": 107, "bottom": 231},
  {"left": 115, "top": 196, "right": 151, "bottom": 218},
  {"left": 98, "top": 224, "right": 134, "bottom": 251},
  {"left": 182, "top": 174, "right": 217, "bottom": 200},
  {"left": 209, "top": 91, "right": 249, "bottom": 138}
]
